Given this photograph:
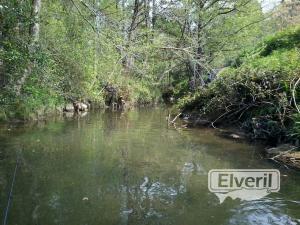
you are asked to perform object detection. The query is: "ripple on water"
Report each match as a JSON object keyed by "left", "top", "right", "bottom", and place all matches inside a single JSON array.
[{"left": 227, "top": 198, "right": 300, "bottom": 225}]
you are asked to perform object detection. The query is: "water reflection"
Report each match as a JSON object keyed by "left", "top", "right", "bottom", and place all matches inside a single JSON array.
[
  {"left": 0, "top": 108, "right": 300, "bottom": 225},
  {"left": 228, "top": 198, "right": 300, "bottom": 225}
]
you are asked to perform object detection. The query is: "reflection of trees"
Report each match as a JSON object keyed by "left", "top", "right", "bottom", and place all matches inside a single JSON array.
[
  {"left": 120, "top": 145, "right": 131, "bottom": 225},
  {"left": 102, "top": 111, "right": 129, "bottom": 137},
  {"left": 119, "top": 160, "right": 208, "bottom": 224},
  {"left": 2, "top": 108, "right": 300, "bottom": 225}
]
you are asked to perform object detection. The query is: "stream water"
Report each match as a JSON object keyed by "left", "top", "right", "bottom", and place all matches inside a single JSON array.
[{"left": 0, "top": 108, "right": 300, "bottom": 225}]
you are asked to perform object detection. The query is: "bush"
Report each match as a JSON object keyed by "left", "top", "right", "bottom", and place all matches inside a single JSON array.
[
  {"left": 291, "top": 114, "right": 300, "bottom": 141},
  {"left": 179, "top": 27, "right": 300, "bottom": 143},
  {"left": 258, "top": 26, "right": 300, "bottom": 57}
]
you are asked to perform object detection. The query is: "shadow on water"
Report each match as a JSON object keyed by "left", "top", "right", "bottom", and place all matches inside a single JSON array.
[{"left": 0, "top": 108, "right": 300, "bottom": 225}]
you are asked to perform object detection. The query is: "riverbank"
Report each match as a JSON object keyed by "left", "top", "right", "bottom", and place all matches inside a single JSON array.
[
  {"left": 168, "top": 27, "right": 300, "bottom": 169},
  {"left": 0, "top": 83, "right": 159, "bottom": 122},
  {"left": 173, "top": 113, "right": 300, "bottom": 169},
  {"left": 174, "top": 26, "right": 300, "bottom": 145}
]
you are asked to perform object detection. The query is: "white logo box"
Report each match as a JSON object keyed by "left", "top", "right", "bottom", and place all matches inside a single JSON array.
[{"left": 208, "top": 169, "right": 280, "bottom": 193}]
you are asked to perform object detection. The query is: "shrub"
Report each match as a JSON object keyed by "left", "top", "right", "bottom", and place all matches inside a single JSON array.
[{"left": 179, "top": 27, "right": 300, "bottom": 143}]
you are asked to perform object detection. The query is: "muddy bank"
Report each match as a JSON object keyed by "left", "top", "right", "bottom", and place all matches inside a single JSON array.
[{"left": 179, "top": 113, "right": 300, "bottom": 169}]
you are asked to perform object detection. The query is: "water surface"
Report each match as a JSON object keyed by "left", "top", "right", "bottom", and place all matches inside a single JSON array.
[{"left": 0, "top": 108, "right": 300, "bottom": 225}]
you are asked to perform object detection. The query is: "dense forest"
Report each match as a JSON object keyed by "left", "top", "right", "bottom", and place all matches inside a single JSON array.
[{"left": 0, "top": 0, "right": 299, "bottom": 143}]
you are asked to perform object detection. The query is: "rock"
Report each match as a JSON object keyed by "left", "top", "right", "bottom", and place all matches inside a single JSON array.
[
  {"left": 274, "top": 150, "right": 300, "bottom": 169},
  {"left": 122, "top": 209, "right": 133, "bottom": 215},
  {"left": 217, "top": 130, "right": 246, "bottom": 140},
  {"left": 179, "top": 113, "right": 191, "bottom": 120},
  {"left": 266, "top": 144, "right": 297, "bottom": 156},
  {"left": 64, "top": 104, "right": 74, "bottom": 112},
  {"left": 230, "top": 134, "right": 241, "bottom": 139},
  {"left": 81, "top": 103, "right": 88, "bottom": 111},
  {"left": 84, "top": 100, "right": 92, "bottom": 109},
  {"left": 73, "top": 102, "right": 89, "bottom": 112},
  {"left": 182, "top": 116, "right": 189, "bottom": 120}
]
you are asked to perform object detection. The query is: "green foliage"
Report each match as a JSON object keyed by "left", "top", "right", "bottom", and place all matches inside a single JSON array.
[
  {"left": 258, "top": 26, "right": 300, "bottom": 57},
  {"left": 291, "top": 114, "right": 300, "bottom": 140},
  {"left": 1, "top": 0, "right": 299, "bottom": 126},
  {"left": 179, "top": 27, "right": 300, "bottom": 143},
  {"left": 229, "top": 26, "right": 300, "bottom": 67},
  {"left": 0, "top": 0, "right": 160, "bottom": 120}
]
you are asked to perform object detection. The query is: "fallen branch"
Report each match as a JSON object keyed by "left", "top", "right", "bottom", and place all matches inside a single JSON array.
[{"left": 170, "top": 113, "right": 182, "bottom": 124}]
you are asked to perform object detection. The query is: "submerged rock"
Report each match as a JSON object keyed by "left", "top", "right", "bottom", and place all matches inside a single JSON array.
[
  {"left": 121, "top": 209, "right": 133, "bottom": 215},
  {"left": 266, "top": 144, "right": 297, "bottom": 156},
  {"left": 216, "top": 130, "right": 246, "bottom": 140}
]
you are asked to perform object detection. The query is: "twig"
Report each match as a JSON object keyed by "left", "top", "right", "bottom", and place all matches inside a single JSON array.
[
  {"left": 69, "top": 0, "right": 97, "bottom": 32},
  {"left": 211, "top": 109, "right": 234, "bottom": 128},
  {"left": 3, "top": 157, "right": 19, "bottom": 225},
  {"left": 292, "top": 77, "right": 300, "bottom": 113},
  {"left": 170, "top": 113, "right": 182, "bottom": 124}
]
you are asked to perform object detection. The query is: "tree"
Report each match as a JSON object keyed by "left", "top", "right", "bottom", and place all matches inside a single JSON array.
[
  {"left": 15, "top": 0, "right": 42, "bottom": 95},
  {"left": 30, "top": 0, "right": 42, "bottom": 44},
  {"left": 271, "top": 0, "right": 300, "bottom": 30}
]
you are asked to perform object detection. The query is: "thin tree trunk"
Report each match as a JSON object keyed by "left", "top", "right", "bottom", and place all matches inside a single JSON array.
[
  {"left": 0, "top": 16, "right": 4, "bottom": 88},
  {"left": 144, "top": 0, "right": 150, "bottom": 28},
  {"left": 30, "top": 0, "right": 42, "bottom": 45},
  {"left": 195, "top": 8, "right": 205, "bottom": 87},
  {"left": 124, "top": 0, "right": 139, "bottom": 70},
  {"left": 152, "top": 0, "right": 156, "bottom": 28},
  {"left": 15, "top": 0, "right": 41, "bottom": 95}
]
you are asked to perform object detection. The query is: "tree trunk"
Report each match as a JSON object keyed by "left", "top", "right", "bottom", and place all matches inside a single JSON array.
[
  {"left": 123, "top": 0, "right": 139, "bottom": 70},
  {"left": 15, "top": 0, "right": 41, "bottom": 95},
  {"left": 194, "top": 8, "right": 205, "bottom": 87},
  {"left": 0, "top": 37, "right": 3, "bottom": 88},
  {"left": 30, "top": 0, "right": 42, "bottom": 45},
  {"left": 152, "top": 0, "right": 156, "bottom": 28},
  {"left": 144, "top": 0, "right": 150, "bottom": 28}
]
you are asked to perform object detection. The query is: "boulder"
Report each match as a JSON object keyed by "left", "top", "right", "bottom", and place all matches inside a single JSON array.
[
  {"left": 64, "top": 104, "right": 74, "bottom": 112},
  {"left": 81, "top": 103, "right": 88, "bottom": 111},
  {"left": 73, "top": 102, "right": 89, "bottom": 112}
]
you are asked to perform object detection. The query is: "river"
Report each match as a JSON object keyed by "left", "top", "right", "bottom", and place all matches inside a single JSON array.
[{"left": 0, "top": 108, "right": 300, "bottom": 225}]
